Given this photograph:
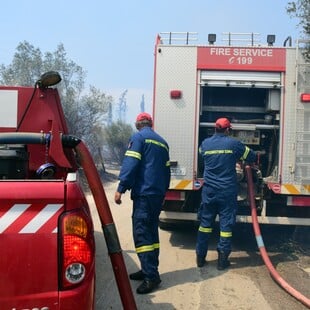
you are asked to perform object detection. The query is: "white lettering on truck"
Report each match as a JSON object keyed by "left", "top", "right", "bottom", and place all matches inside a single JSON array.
[
  {"left": 210, "top": 47, "right": 273, "bottom": 57},
  {"left": 233, "top": 48, "right": 273, "bottom": 57},
  {"left": 210, "top": 47, "right": 273, "bottom": 66},
  {"left": 210, "top": 47, "right": 231, "bottom": 55}
]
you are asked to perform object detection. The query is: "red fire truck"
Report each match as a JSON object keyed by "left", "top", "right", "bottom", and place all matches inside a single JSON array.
[
  {"left": 0, "top": 69, "right": 137, "bottom": 310},
  {"left": 153, "top": 32, "right": 310, "bottom": 226},
  {"left": 0, "top": 72, "right": 96, "bottom": 310},
  {"left": 0, "top": 72, "right": 99, "bottom": 310}
]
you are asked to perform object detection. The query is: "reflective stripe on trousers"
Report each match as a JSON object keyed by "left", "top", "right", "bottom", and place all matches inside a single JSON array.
[
  {"left": 196, "top": 193, "right": 237, "bottom": 255},
  {"left": 132, "top": 195, "right": 163, "bottom": 280}
]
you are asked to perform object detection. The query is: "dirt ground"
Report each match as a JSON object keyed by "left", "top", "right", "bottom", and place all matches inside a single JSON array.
[{"left": 89, "top": 169, "right": 310, "bottom": 309}]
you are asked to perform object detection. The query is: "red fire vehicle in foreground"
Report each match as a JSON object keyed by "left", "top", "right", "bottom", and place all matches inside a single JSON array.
[
  {"left": 0, "top": 71, "right": 137, "bottom": 310},
  {"left": 0, "top": 72, "right": 95, "bottom": 310}
]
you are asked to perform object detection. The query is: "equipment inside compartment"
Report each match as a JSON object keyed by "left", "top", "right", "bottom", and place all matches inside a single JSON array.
[{"left": 0, "top": 144, "right": 28, "bottom": 179}]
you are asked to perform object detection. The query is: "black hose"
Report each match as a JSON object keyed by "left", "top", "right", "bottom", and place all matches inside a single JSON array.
[
  {"left": 0, "top": 132, "right": 47, "bottom": 144},
  {"left": 0, "top": 132, "right": 81, "bottom": 148}
]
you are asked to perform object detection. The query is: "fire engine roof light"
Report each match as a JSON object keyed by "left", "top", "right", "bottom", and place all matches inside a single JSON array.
[
  {"left": 301, "top": 93, "right": 310, "bottom": 102},
  {"left": 267, "top": 34, "right": 276, "bottom": 46},
  {"left": 36, "top": 71, "right": 62, "bottom": 88},
  {"left": 208, "top": 33, "right": 216, "bottom": 45}
]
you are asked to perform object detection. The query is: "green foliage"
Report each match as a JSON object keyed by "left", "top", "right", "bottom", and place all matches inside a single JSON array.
[
  {"left": 0, "top": 41, "right": 118, "bottom": 167},
  {"left": 76, "top": 87, "right": 114, "bottom": 163},
  {"left": 102, "top": 121, "right": 134, "bottom": 165},
  {"left": 287, "top": 0, "right": 310, "bottom": 36},
  {"left": 287, "top": 0, "right": 310, "bottom": 59},
  {"left": 287, "top": 1, "right": 310, "bottom": 47},
  {"left": 0, "top": 42, "right": 89, "bottom": 138}
]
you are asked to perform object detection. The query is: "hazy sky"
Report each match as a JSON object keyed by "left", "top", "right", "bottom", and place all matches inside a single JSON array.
[{"left": 0, "top": 1, "right": 300, "bottom": 123}]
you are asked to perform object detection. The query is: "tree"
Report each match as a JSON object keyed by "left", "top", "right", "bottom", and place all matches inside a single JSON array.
[
  {"left": 117, "top": 89, "right": 128, "bottom": 122},
  {"left": 0, "top": 41, "right": 112, "bottom": 165},
  {"left": 287, "top": 0, "right": 310, "bottom": 36},
  {"left": 287, "top": 0, "right": 310, "bottom": 58},
  {"left": 0, "top": 41, "right": 134, "bottom": 170},
  {"left": 0, "top": 41, "right": 88, "bottom": 136},
  {"left": 77, "top": 86, "right": 113, "bottom": 163},
  {"left": 0, "top": 41, "right": 43, "bottom": 86},
  {"left": 102, "top": 121, "right": 134, "bottom": 165}
]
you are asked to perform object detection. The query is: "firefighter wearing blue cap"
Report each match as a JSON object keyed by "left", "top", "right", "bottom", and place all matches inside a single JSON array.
[
  {"left": 114, "top": 112, "right": 170, "bottom": 294},
  {"left": 196, "top": 117, "right": 257, "bottom": 270}
]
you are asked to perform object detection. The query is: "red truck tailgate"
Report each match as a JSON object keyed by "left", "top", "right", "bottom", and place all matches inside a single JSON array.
[{"left": 0, "top": 181, "right": 65, "bottom": 308}]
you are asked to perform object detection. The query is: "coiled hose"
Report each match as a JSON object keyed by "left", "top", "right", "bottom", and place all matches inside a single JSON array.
[{"left": 245, "top": 165, "right": 310, "bottom": 309}]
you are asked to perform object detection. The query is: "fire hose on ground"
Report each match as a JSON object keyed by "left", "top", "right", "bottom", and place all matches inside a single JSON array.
[{"left": 245, "top": 165, "right": 310, "bottom": 309}]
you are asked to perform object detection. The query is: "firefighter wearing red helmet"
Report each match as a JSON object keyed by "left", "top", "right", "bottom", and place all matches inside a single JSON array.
[
  {"left": 196, "top": 117, "right": 257, "bottom": 270},
  {"left": 114, "top": 112, "right": 171, "bottom": 294}
]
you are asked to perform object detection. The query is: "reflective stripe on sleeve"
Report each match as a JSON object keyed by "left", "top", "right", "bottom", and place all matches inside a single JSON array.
[
  {"left": 125, "top": 150, "right": 141, "bottom": 160},
  {"left": 241, "top": 146, "right": 250, "bottom": 160}
]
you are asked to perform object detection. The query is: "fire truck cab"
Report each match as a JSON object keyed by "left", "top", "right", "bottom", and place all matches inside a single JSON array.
[
  {"left": 0, "top": 72, "right": 95, "bottom": 309},
  {"left": 153, "top": 32, "right": 310, "bottom": 226}
]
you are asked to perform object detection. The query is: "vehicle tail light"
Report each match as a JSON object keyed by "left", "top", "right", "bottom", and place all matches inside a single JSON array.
[
  {"left": 301, "top": 93, "right": 310, "bottom": 102},
  {"left": 165, "top": 190, "right": 185, "bottom": 201},
  {"left": 59, "top": 208, "right": 95, "bottom": 289}
]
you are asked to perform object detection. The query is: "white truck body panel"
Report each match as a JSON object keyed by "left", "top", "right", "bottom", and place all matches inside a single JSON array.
[{"left": 155, "top": 46, "right": 198, "bottom": 183}]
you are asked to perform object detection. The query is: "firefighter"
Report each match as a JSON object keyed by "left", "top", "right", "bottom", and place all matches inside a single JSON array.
[
  {"left": 114, "top": 112, "right": 171, "bottom": 294},
  {"left": 196, "top": 117, "right": 257, "bottom": 270}
]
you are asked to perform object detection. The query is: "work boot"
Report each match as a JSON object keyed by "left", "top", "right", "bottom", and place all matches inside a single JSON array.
[
  {"left": 217, "top": 250, "right": 230, "bottom": 270},
  {"left": 129, "top": 270, "right": 145, "bottom": 281},
  {"left": 196, "top": 255, "right": 206, "bottom": 267},
  {"left": 136, "top": 278, "right": 161, "bottom": 294}
]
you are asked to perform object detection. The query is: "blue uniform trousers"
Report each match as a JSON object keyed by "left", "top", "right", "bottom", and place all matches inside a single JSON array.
[
  {"left": 132, "top": 195, "right": 163, "bottom": 281},
  {"left": 196, "top": 191, "right": 237, "bottom": 257}
]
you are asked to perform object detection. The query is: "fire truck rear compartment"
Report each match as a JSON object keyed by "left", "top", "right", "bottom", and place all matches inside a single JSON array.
[
  {"left": 163, "top": 83, "right": 282, "bottom": 218},
  {"left": 198, "top": 84, "right": 280, "bottom": 179},
  {"left": 201, "top": 86, "right": 278, "bottom": 122}
]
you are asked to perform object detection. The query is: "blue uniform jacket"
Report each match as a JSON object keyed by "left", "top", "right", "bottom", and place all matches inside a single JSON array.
[
  {"left": 199, "top": 133, "right": 256, "bottom": 197},
  {"left": 117, "top": 127, "right": 171, "bottom": 198}
]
